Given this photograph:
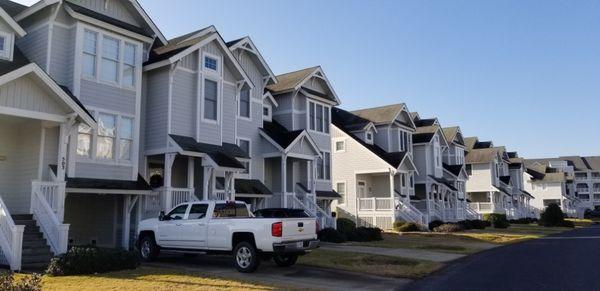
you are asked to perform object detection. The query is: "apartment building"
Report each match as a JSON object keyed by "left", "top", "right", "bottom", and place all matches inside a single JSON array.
[
  {"left": 330, "top": 104, "right": 421, "bottom": 229},
  {"left": 441, "top": 126, "right": 472, "bottom": 220}
]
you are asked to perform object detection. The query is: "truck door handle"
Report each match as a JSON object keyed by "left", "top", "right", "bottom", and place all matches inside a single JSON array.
[{"left": 198, "top": 223, "right": 206, "bottom": 226}]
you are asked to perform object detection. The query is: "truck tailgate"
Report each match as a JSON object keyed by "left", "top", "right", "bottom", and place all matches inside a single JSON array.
[{"left": 281, "top": 218, "right": 317, "bottom": 240}]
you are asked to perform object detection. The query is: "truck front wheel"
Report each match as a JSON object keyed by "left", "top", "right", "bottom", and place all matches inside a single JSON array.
[
  {"left": 233, "top": 241, "right": 260, "bottom": 273},
  {"left": 139, "top": 235, "right": 159, "bottom": 262},
  {"left": 273, "top": 254, "right": 298, "bottom": 267}
]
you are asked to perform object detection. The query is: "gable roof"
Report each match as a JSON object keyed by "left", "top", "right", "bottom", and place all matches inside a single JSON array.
[
  {"left": 443, "top": 163, "right": 464, "bottom": 177},
  {"left": 331, "top": 106, "right": 372, "bottom": 131},
  {"left": 350, "top": 103, "right": 413, "bottom": 128},
  {"left": 584, "top": 157, "right": 600, "bottom": 171},
  {"left": 259, "top": 120, "right": 320, "bottom": 156},
  {"left": 169, "top": 134, "right": 246, "bottom": 169},
  {"left": 465, "top": 148, "right": 500, "bottom": 164},
  {"left": 144, "top": 26, "right": 253, "bottom": 89},
  {"left": 442, "top": 126, "right": 465, "bottom": 147},
  {"left": 64, "top": 2, "right": 151, "bottom": 38},
  {"left": 0, "top": 48, "right": 95, "bottom": 126},
  {"left": 332, "top": 107, "right": 415, "bottom": 171},
  {"left": 226, "top": 36, "right": 277, "bottom": 85},
  {"left": 266, "top": 66, "right": 340, "bottom": 105},
  {"left": 464, "top": 137, "right": 478, "bottom": 151},
  {"left": 0, "top": 0, "right": 26, "bottom": 16}
]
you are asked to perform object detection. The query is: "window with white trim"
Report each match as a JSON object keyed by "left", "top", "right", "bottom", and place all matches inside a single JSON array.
[
  {"left": 308, "top": 101, "right": 330, "bottom": 133},
  {"left": 0, "top": 31, "right": 11, "bottom": 60},
  {"left": 119, "top": 117, "right": 133, "bottom": 160},
  {"left": 122, "top": 43, "right": 136, "bottom": 87},
  {"left": 82, "top": 30, "right": 97, "bottom": 78},
  {"left": 204, "top": 55, "right": 218, "bottom": 71},
  {"left": 203, "top": 79, "right": 218, "bottom": 121},
  {"left": 317, "top": 152, "right": 331, "bottom": 180},
  {"left": 262, "top": 105, "right": 272, "bottom": 121},
  {"left": 97, "top": 113, "right": 116, "bottom": 159},
  {"left": 77, "top": 123, "right": 93, "bottom": 158},
  {"left": 334, "top": 140, "right": 345, "bottom": 152},
  {"left": 237, "top": 139, "right": 250, "bottom": 174},
  {"left": 366, "top": 131, "right": 373, "bottom": 144},
  {"left": 336, "top": 182, "right": 346, "bottom": 204},
  {"left": 101, "top": 36, "right": 120, "bottom": 83},
  {"left": 239, "top": 89, "right": 250, "bottom": 118}
]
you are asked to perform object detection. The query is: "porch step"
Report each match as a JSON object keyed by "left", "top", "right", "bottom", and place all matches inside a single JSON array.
[{"left": 11, "top": 215, "right": 53, "bottom": 271}]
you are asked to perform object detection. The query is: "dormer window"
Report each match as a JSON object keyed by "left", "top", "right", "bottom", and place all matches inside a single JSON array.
[
  {"left": 366, "top": 131, "right": 373, "bottom": 144},
  {"left": 0, "top": 31, "right": 12, "bottom": 60},
  {"left": 262, "top": 105, "right": 272, "bottom": 121}
]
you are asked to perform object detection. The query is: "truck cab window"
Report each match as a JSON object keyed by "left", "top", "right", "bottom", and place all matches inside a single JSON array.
[
  {"left": 166, "top": 205, "right": 188, "bottom": 220},
  {"left": 213, "top": 203, "right": 250, "bottom": 218},
  {"left": 187, "top": 204, "right": 209, "bottom": 220}
]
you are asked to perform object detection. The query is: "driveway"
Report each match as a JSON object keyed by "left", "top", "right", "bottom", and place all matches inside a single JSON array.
[
  {"left": 406, "top": 225, "right": 600, "bottom": 291},
  {"left": 148, "top": 253, "right": 410, "bottom": 291}
]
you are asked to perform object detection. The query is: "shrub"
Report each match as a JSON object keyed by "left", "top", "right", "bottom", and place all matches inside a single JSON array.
[
  {"left": 560, "top": 220, "right": 575, "bottom": 228},
  {"left": 393, "top": 221, "right": 406, "bottom": 232},
  {"left": 428, "top": 220, "right": 444, "bottom": 231},
  {"left": 0, "top": 272, "right": 41, "bottom": 291},
  {"left": 317, "top": 228, "right": 347, "bottom": 243},
  {"left": 433, "top": 223, "right": 465, "bottom": 233},
  {"left": 46, "top": 246, "right": 139, "bottom": 276},
  {"left": 538, "top": 204, "right": 566, "bottom": 227},
  {"left": 397, "top": 222, "right": 421, "bottom": 232},
  {"left": 456, "top": 220, "right": 472, "bottom": 230},
  {"left": 509, "top": 218, "right": 538, "bottom": 224},
  {"left": 336, "top": 218, "right": 356, "bottom": 235},
  {"left": 346, "top": 227, "right": 383, "bottom": 242},
  {"left": 483, "top": 213, "right": 510, "bottom": 229}
]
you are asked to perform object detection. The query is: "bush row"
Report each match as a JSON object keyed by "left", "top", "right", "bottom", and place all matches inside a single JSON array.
[
  {"left": 46, "top": 246, "right": 139, "bottom": 276},
  {"left": 483, "top": 213, "right": 510, "bottom": 229},
  {"left": 509, "top": 217, "right": 538, "bottom": 224},
  {"left": 317, "top": 218, "right": 383, "bottom": 243}
]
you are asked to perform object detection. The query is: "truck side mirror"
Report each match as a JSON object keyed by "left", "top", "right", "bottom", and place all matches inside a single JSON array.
[{"left": 158, "top": 211, "right": 166, "bottom": 221}]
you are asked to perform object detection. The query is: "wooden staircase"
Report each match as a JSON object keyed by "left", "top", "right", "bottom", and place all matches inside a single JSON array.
[{"left": 12, "top": 214, "right": 53, "bottom": 270}]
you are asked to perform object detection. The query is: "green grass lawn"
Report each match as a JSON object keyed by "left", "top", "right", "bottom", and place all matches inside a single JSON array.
[
  {"left": 18, "top": 266, "right": 283, "bottom": 291},
  {"left": 298, "top": 249, "right": 442, "bottom": 279}
]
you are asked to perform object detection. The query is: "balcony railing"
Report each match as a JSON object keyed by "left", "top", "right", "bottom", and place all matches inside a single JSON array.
[
  {"left": 358, "top": 198, "right": 394, "bottom": 211},
  {"left": 468, "top": 202, "right": 493, "bottom": 213}
]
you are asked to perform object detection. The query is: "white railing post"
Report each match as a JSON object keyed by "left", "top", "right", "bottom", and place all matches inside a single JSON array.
[{"left": 10, "top": 225, "right": 24, "bottom": 271}]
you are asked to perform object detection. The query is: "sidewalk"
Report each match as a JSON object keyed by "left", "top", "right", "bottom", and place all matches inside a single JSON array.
[{"left": 319, "top": 243, "right": 466, "bottom": 263}]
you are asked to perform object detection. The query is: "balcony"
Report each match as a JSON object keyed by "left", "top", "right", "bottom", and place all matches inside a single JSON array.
[
  {"left": 592, "top": 173, "right": 600, "bottom": 180},
  {"left": 575, "top": 174, "right": 588, "bottom": 181},
  {"left": 358, "top": 197, "right": 394, "bottom": 211},
  {"left": 594, "top": 194, "right": 600, "bottom": 202}
]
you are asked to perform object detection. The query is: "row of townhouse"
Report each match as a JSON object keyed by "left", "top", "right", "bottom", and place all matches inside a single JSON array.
[
  {"left": 523, "top": 156, "right": 600, "bottom": 217},
  {"left": 0, "top": 0, "right": 342, "bottom": 270}
]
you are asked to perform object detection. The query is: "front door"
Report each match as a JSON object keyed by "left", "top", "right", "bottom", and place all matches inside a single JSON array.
[
  {"left": 357, "top": 181, "right": 366, "bottom": 198},
  {"left": 157, "top": 204, "right": 189, "bottom": 248},
  {"left": 179, "top": 203, "right": 209, "bottom": 249}
]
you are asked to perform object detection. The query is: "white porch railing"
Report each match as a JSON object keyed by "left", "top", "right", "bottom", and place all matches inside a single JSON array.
[
  {"left": 468, "top": 202, "right": 493, "bottom": 213},
  {"left": 395, "top": 197, "right": 425, "bottom": 225},
  {"left": 431, "top": 200, "right": 444, "bottom": 220},
  {"left": 0, "top": 196, "right": 24, "bottom": 270},
  {"left": 466, "top": 204, "right": 481, "bottom": 219},
  {"left": 209, "top": 191, "right": 228, "bottom": 201},
  {"left": 302, "top": 196, "right": 336, "bottom": 229},
  {"left": 159, "top": 187, "right": 196, "bottom": 210},
  {"left": 358, "top": 198, "right": 394, "bottom": 211},
  {"left": 31, "top": 182, "right": 69, "bottom": 256}
]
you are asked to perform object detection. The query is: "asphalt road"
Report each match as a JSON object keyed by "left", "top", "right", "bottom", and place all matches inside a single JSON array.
[{"left": 406, "top": 225, "right": 600, "bottom": 291}]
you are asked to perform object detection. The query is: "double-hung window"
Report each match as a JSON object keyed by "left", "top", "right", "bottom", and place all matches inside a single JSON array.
[
  {"left": 0, "top": 35, "right": 5, "bottom": 54},
  {"left": 97, "top": 113, "right": 116, "bottom": 159},
  {"left": 77, "top": 123, "right": 93, "bottom": 158},
  {"left": 0, "top": 32, "right": 12, "bottom": 60},
  {"left": 204, "top": 79, "right": 218, "bottom": 121},
  {"left": 119, "top": 117, "right": 133, "bottom": 161},
  {"left": 82, "top": 30, "right": 98, "bottom": 78},
  {"left": 239, "top": 89, "right": 250, "bottom": 118},
  {"left": 336, "top": 182, "right": 346, "bottom": 204},
  {"left": 238, "top": 139, "right": 250, "bottom": 174},
  {"left": 101, "top": 36, "right": 120, "bottom": 83},
  {"left": 308, "top": 101, "right": 330, "bottom": 133},
  {"left": 122, "top": 43, "right": 136, "bottom": 87},
  {"left": 317, "top": 152, "right": 331, "bottom": 180}
]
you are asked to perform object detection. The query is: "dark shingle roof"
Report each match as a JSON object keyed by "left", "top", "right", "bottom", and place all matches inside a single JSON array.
[
  {"left": 260, "top": 120, "right": 304, "bottom": 149},
  {"left": 412, "top": 133, "right": 435, "bottom": 144},
  {"left": 169, "top": 135, "right": 246, "bottom": 169},
  {"left": 316, "top": 190, "right": 342, "bottom": 199},
  {"left": 0, "top": 0, "right": 27, "bottom": 16},
  {"left": 65, "top": 2, "right": 151, "bottom": 37},
  {"left": 332, "top": 108, "right": 408, "bottom": 168},
  {"left": 465, "top": 148, "right": 501, "bottom": 164},
  {"left": 235, "top": 179, "right": 272, "bottom": 195},
  {"left": 443, "top": 163, "right": 463, "bottom": 177},
  {"left": 350, "top": 103, "right": 406, "bottom": 126},
  {"left": 67, "top": 175, "right": 152, "bottom": 191},
  {"left": 266, "top": 67, "right": 318, "bottom": 93},
  {"left": 500, "top": 176, "right": 511, "bottom": 185},
  {"left": 428, "top": 175, "right": 457, "bottom": 191},
  {"left": 330, "top": 107, "right": 371, "bottom": 131}
]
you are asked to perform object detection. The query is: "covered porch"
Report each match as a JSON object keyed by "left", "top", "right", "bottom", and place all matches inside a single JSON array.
[{"left": 468, "top": 189, "right": 509, "bottom": 214}]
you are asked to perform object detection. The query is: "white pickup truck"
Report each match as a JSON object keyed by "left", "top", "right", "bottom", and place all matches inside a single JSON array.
[{"left": 136, "top": 200, "right": 319, "bottom": 272}]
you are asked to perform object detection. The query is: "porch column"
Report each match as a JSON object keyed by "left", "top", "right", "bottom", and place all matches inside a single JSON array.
[
  {"left": 56, "top": 123, "right": 68, "bottom": 181},
  {"left": 225, "top": 172, "right": 235, "bottom": 201},
  {"left": 202, "top": 166, "right": 213, "bottom": 200},
  {"left": 187, "top": 157, "right": 194, "bottom": 189},
  {"left": 164, "top": 153, "right": 176, "bottom": 209},
  {"left": 389, "top": 170, "right": 395, "bottom": 203},
  {"left": 281, "top": 154, "right": 287, "bottom": 207},
  {"left": 122, "top": 195, "right": 131, "bottom": 250},
  {"left": 311, "top": 159, "right": 317, "bottom": 201}
]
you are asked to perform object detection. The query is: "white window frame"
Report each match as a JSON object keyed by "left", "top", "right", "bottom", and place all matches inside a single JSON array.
[
  {"left": 317, "top": 151, "right": 331, "bottom": 181},
  {"left": 79, "top": 25, "right": 141, "bottom": 91},
  {"left": 335, "top": 181, "right": 347, "bottom": 204},
  {"left": 237, "top": 87, "right": 252, "bottom": 121},
  {"left": 262, "top": 104, "right": 272, "bottom": 122},
  {"left": 76, "top": 107, "right": 135, "bottom": 166},
  {"left": 0, "top": 31, "right": 13, "bottom": 60},
  {"left": 237, "top": 137, "right": 252, "bottom": 176},
  {"left": 201, "top": 75, "right": 220, "bottom": 124},
  {"left": 307, "top": 100, "right": 331, "bottom": 134},
  {"left": 202, "top": 52, "right": 221, "bottom": 74},
  {"left": 334, "top": 139, "right": 346, "bottom": 153},
  {"left": 200, "top": 51, "right": 222, "bottom": 125},
  {"left": 365, "top": 131, "right": 374, "bottom": 144}
]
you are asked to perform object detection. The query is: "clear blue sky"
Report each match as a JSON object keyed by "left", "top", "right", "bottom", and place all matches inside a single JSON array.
[{"left": 17, "top": 0, "right": 600, "bottom": 158}]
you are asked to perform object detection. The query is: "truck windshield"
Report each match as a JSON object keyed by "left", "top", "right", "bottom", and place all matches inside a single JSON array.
[{"left": 213, "top": 203, "right": 250, "bottom": 218}]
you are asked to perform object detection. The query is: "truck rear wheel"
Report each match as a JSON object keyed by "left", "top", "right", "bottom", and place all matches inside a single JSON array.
[
  {"left": 233, "top": 241, "right": 260, "bottom": 273},
  {"left": 139, "top": 235, "right": 160, "bottom": 262},
  {"left": 273, "top": 254, "right": 298, "bottom": 267}
]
